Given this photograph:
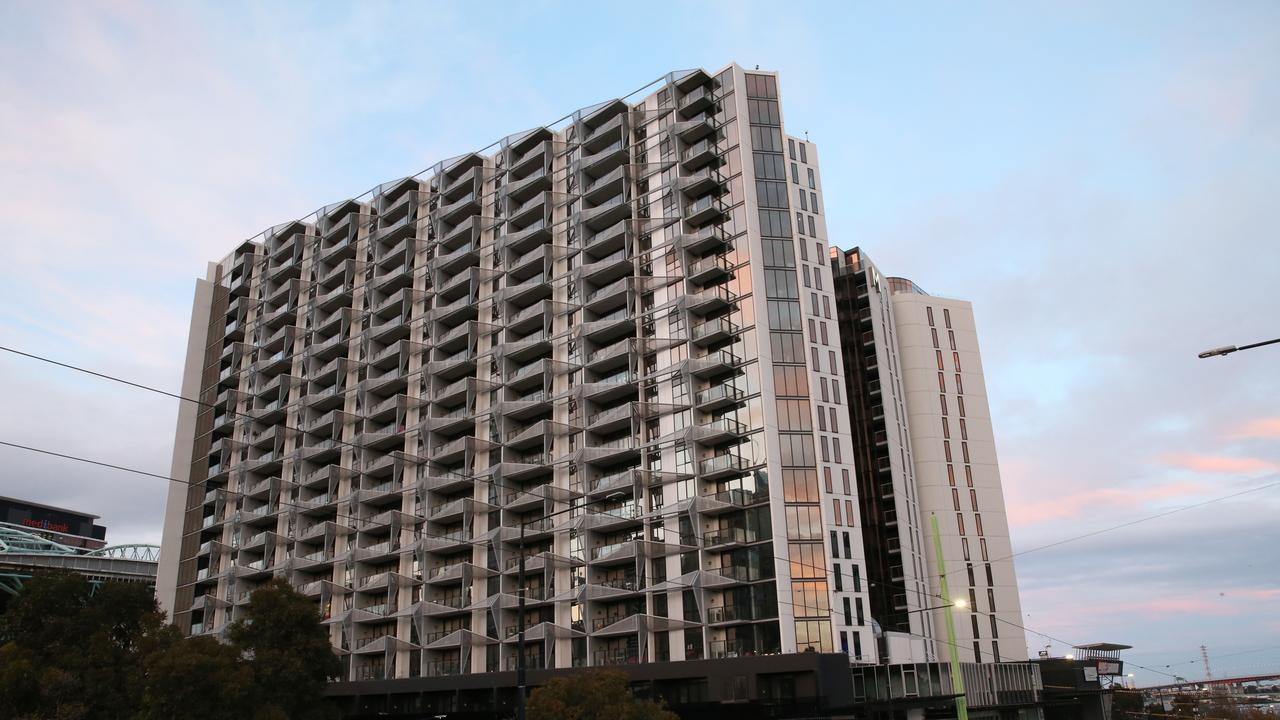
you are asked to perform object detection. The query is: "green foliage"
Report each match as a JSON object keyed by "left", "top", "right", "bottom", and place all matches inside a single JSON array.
[
  {"left": 139, "top": 631, "right": 254, "bottom": 720},
  {"left": 527, "top": 669, "right": 680, "bottom": 720},
  {"left": 0, "top": 572, "right": 339, "bottom": 720},
  {"left": 0, "top": 572, "right": 164, "bottom": 720},
  {"left": 228, "top": 578, "right": 341, "bottom": 720}
]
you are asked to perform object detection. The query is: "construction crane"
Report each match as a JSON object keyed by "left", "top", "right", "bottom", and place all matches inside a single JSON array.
[{"left": 1201, "top": 645, "right": 1213, "bottom": 681}]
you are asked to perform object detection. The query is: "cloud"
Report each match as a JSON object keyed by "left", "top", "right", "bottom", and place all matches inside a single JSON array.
[
  {"left": 1004, "top": 480, "right": 1212, "bottom": 526},
  {"left": 1158, "top": 454, "right": 1279, "bottom": 475},
  {"left": 1227, "top": 417, "right": 1280, "bottom": 440}
]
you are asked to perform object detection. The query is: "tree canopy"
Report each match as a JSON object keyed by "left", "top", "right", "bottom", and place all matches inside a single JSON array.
[
  {"left": 0, "top": 572, "right": 339, "bottom": 720},
  {"left": 527, "top": 669, "right": 680, "bottom": 720}
]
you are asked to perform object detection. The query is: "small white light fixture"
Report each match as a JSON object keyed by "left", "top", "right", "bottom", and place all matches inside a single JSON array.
[
  {"left": 953, "top": 598, "right": 969, "bottom": 609},
  {"left": 1065, "top": 653, "right": 1075, "bottom": 660}
]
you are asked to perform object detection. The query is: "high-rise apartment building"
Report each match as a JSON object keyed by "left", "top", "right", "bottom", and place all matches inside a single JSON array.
[
  {"left": 832, "top": 248, "right": 1028, "bottom": 664},
  {"left": 157, "top": 63, "right": 879, "bottom": 684}
]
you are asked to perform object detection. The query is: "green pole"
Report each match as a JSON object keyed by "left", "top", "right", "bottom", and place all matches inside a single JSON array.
[{"left": 931, "top": 513, "right": 968, "bottom": 720}]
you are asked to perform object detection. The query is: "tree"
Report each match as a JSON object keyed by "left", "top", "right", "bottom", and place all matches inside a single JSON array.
[
  {"left": 139, "top": 631, "right": 255, "bottom": 720},
  {"left": 228, "top": 578, "right": 341, "bottom": 720},
  {"left": 0, "top": 572, "right": 165, "bottom": 720},
  {"left": 527, "top": 669, "right": 680, "bottom": 720}
]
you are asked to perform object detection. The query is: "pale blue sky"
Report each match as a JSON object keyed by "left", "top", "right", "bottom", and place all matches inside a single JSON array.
[{"left": 1, "top": 1, "right": 1277, "bottom": 683}]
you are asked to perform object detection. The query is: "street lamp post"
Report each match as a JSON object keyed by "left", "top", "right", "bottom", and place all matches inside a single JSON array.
[
  {"left": 1198, "top": 336, "right": 1280, "bottom": 358},
  {"left": 516, "top": 491, "right": 625, "bottom": 720},
  {"left": 930, "top": 514, "right": 969, "bottom": 720}
]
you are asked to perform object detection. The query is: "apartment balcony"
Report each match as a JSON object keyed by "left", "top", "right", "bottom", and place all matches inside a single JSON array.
[
  {"left": 588, "top": 540, "right": 638, "bottom": 565},
  {"left": 434, "top": 241, "right": 480, "bottom": 276},
  {"left": 504, "top": 167, "right": 550, "bottom": 203},
  {"left": 685, "top": 255, "right": 733, "bottom": 285},
  {"left": 367, "top": 264, "right": 413, "bottom": 295},
  {"left": 503, "top": 273, "right": 551, "bottom": 307},
  {"left": 581, "top": 164, "right": 628, "bottom": 206},
  {"left": 244, "top": 448, "right": 282, "bottom": 474},
  {"left": 690, "top": 316, "right": 739, "bottom": 347},
  {"left": 310, "top": 332, "right": 350, "bottom": 361},
  {"left": 581, "top": 369, "right": 637, "bottom": 404},
  {"left": 442, "top": 163, "right": 481, "bottom": 198},
  {"left": 425, "top": 562, "right": 465, "bottom": 584},
  {"left": 319, "top": 235, "right": 357, "bottom": 266},
  {"left": 584, "top": 338, "right": 632, "bottom": 373},
  {"left": 435, "top": 264, "right": 475, "bottom": 300},
  {"left": 314, "top": 282, "right": 353, "bottom": 312},
  {"left": 582, "top": 112, "right": 625, "bottom": 153},
  {"left": 302, "top": 384, "right": 345, "bottom": 411},
  {"left": 374, "top": 234, "right": 413, "bottom": 269},
  {"left": 675, "top": 167, "right": 726, "bottom": 200},
  {"left": 494, "top": 391, "right": 551, "bottom": 423},
  {"left": 431, "top": 293, "right": 478, "bottom": 327},
  {"left": 706, "top": 604, "right": 758, "bottom": 625},
  {"left": 368, "top": 313, "right": 409, "bottom": 345},
  {"left": 501, "top": 218, "right": 550, "bottom": 254},
  {"left": 420, "top": 467, "right": 474, "bottom": 495},
  {"left": 582, "top": 437, "right": 639, "bottom": 467},
  {"left": 699, "top": 453, "right": 750, "bottom": 481},
  {"left": 499, "top": 330, "right": 551, "bottom": 365},
  {"left": 672, "top": 116, "right": 718, "bottom": 144},
  {"left": 678, "top": 85, "right": 716, "bottom": 118},
  {"left": 434, "top": 319, "right": 478, "bottom": 355},
  {"left": 508, "top": 191, "right": 549, "bottom": 228},
  {"left": 427, "top": 497, "right": 469, "bottom": 524},
  {"left": 680, "top": 139, "right": 720, "bottom": 172},
  {"left": 431, "top": 376, "right": 471, "bottom": 406},
  {"left": 420, "top": 532, "right": 472, "bottom": 555},
  {"left": 504, "top": 299, "right": 548, "bottom": 334},
  {"left": 423, "top": 345, "right": 474, "bottom": 382},
  {"left": 578, "top": 139, "right": 628, "bottom": 179},
  {"left": 429, "top": 435, "right": 474, "bottom": 465},
  {"left": 691, "top": 417, "right": 748, "bottom": 446},
  {"left": 509, "top": 140, "right": 549, "bottom": 178},
  {"left": 699, "top": 488, "right": 766, "bottom": 516},
  {"left": 685, "top": 286, "right": 736, "bottom": 316},
  {"left": 500, "top": 482, "right": 549, "bottom": 512},
  {"left": 266, "top": 256, "right": 301, "bottom": 284},
  {"left": 583, "top": 277, "right": 629, "bottom": 315},
  {"left": 579, "top": 195, "right": 631, "bottom": 232},
  {"left": 439, "top": 215, "right": 481, "bottom": 252},
  {"left": 438, "top": 191, "right": 480, "bottom": 225},
  {"left": 507, "top": 243, "right": 548, "bottom": 280},
  {"left": 582, "top": 218, "right": 629, "bottom": 259},
  {"left": 354, "top": 422, "right": 405, "bottom": 452},
  {"left": 421, "top": 405, "right": 474, "bottom": 435},
  {"left": 505, "top": 358, "right": 550, "bottom": 390},
  {"left": 363, "top": 392, "right": 402, "bottom": 422},
  {"left": 676, "top": 226, "right": 731, "bottom": 254},
  {"left": 683, "top": 195, "right": 727, "bottom": 227},
  {"left": 586, "top": 402, "right": 635, "bottom": 434},
  {"left": 579, "top": 246, "right": 632, "bottom": 286},
  {"left": 361, "top": 364, "right": 407, "bottom": 396},
  {"left": 702, "top": 526, "right": 759, "bottom": 549}
]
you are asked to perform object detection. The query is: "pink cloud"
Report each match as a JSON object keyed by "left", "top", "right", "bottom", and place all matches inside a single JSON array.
[
  {"left": 1159, "top": 453, "right": 1279, "bottom": 474},
  {"left": 1228, "top": 417, "right": 1280, "bottom": 440},
  {"left": 1005, "top": 481, "right": 1210, "bottom": 526}
]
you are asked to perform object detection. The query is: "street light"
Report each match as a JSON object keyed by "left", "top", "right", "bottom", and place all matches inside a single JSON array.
[
  {"left": 1198, "top": 336, "right": 1280, "bottom": 359},
  {"left": 515, "top": 491, "right": 626, "bottom": 720},
  {"left": 905, "top": 598, "right": 970, "bottom": 614}
]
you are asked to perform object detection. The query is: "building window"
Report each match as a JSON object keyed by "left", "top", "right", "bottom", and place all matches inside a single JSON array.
[
  {"left": 843, "top": 532, "right": 853, "bottom": 559},
  {"left": 931, "top": 328, "right": 940, "bottom": 348},
  {"left": 956, "top": 513, "right": 966, "bottom": 535},
  {"left": 953, "top": 351, "right": 962, "bottom": 371},
  {"left": 807, "top": 167, "right": 816, "bottom": 188},
  {"left": 798, "top": 190, "right": 808, "bottom": 211},
  {"left": 940, "top": 395, "right": 948, "bottom": 415},
  {"left": 970, "top": 489, "right": 979, "bottom": 510},
  {"left": 808, "top": 215, "right": 816, "bottom": 237},
  {"left": 791, "top": 162, "right": 800, "bottom": 184},
  {"left": 842, "top": 468, "right": 851, "bottom": 494},
  {"left": 843, "top": 597, "right": 853, "bottom": 625},
  {"left": 949, "top": 330, "right": 957, "bottom": 351},
  {"left": 799, "top": 142, "right": 808, "bottom": 163},
  {"left": 810, "top": 192, "right": 819, "bottom": 214},
  {"left": 927, "top": 307, "right": 935, "bottom": 326},
  {"left": 830, "top": 530, "right": 840, "bottom": 558},
  {"left": 955, "top": 374, "right": 964, "bottom": 395},
  {"left": 833, "top": 563, "right": 843, "bottom": 591},
  {"left": 952, "top": 488, "right": 961, "bottom": 511},
  {"left": 788, "top": 137, "right": 796, "bottom": 160},
  {"left": 844, "top": 499, "right": 854, "bottom": 524},
  {"left": 944, "top": 308, "right": 952, "bottom": 328}
]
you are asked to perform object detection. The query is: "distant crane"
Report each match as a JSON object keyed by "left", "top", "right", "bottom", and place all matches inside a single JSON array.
[{"left": 1201, "top": 645, "right": 1213, "bottom": 681}]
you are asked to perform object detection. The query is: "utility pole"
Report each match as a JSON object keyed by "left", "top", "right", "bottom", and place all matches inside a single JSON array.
[{"left": 931, "top": 514, "right": 968, "bottom": 720}]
